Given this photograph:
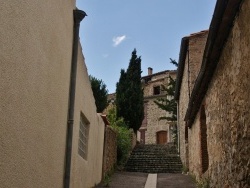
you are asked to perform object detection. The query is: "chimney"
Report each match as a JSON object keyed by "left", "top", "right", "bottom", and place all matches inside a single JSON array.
[{"left": 148, "top": 67, "right": 153, "bottom": 75}]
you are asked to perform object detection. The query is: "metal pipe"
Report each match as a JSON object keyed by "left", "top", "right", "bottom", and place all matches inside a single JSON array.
[{"left": 64, "top": 9, "right": 87, "bottom": 188}]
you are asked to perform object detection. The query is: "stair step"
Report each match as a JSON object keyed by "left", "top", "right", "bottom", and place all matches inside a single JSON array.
[{"left": 125, "top": 144, "right": 182, "bottom": 173}]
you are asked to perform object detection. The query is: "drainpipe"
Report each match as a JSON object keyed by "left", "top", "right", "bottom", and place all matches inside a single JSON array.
[{"left": 64, "top": 9, "right": 87, "bottom": 188}]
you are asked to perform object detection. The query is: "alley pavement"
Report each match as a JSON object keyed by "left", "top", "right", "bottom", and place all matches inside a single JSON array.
[{"left": 96, "top": 171, "right": 196, "bottom": 188}]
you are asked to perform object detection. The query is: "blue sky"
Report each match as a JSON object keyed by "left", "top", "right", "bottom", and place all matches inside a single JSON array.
[{"left": 76, "top": 0, "right": 216, "bottom": 93}]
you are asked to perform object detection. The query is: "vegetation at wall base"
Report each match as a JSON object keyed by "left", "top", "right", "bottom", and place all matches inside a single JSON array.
[
  {"left": 107, "top": 106, "right": 132, "bottom": 168},
  {"left": 196, "top": 178, "right": 210, "bottom": 188},
  {"left": 190, "top": 173, "right": 210, "bottom": 188},
  {"left": 102, "top": 166, "right": 115, "bottom": 187},
  {"left": 89, "top": 75, "right": 108, "bottom": 113},
  {"left": 182, "top": 165, "right": 189, "bottom": 174},
  {"left": 116, "top": 49, "right": 144, "bottom": 133},
  {"left": 113, "top": 126, "right": 133, "bottom": 167},
  {"left": 103, "top": 174, "right": 111, "bottom": 187}
]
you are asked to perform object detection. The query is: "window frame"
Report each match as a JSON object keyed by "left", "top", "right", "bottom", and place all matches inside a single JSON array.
[
  {"left": 78, "top": 113, "right": 90, "bottom": 160},
  {"left": 153, "top": 85, "right": 161, "bottom": 95}
]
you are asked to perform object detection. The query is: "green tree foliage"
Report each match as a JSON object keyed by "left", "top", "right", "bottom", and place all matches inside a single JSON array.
[
  {"left": 113, "top": 126, "right": 133, "bottom": 166},
  {"left": 89, "top": 75, "right": 108, "bottom": 113},
  {"left": 170, "top": 58, "right": 178, "bottom": 67},
  {"left": 107, "top": 106, "right": 127, "bottom": 128},
  {"left": 154, "top": 76, "right": 177, "bottom": 121},
  {"left": 154, "top": 59, "right": 178, "bottom": 143},
  {"left": 116, "top": 49, "right": 144, "bottom": 133},
  {"left": 107, "top": 106, "right": 132, "bottom": 166},
  {"left": 116, "top": 69, "right": 128, "bottom": 119}
]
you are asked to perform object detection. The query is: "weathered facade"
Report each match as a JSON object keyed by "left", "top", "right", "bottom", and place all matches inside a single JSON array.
[
  {"left": 139, "top": 68, "right": 177, "bottom": 144},
  {"left": 176, "top": 0, "right": 250, "bottom": 187},
  {"left": 0, "top": 1, "right": 105, "bottom": 188},
  {"left": 175, "top": 30, "right": 209, "bottom": 168},
  {"left": 102, "top": 125, "right": 117, "bottom": 178}
]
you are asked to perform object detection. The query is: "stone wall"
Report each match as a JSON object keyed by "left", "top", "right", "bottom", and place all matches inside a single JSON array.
[
  {"left": 178, "top": 32, "right": 208, "bottom": 168},
  {"left": 202, "top": 2, "right": 250, "bottom": 186},
  {"left": 179, "top": 56, "right": 190, "bottom": 167},
  {"left": 145, "top": 99, "right": 170, "bottom": 144},
  {"left": 143, "top": 72, "right": 169, "bottom": 97},
  {"left": 102, "top": 126, "right": 117, "bottom": 178},
  {"left": 188, "top": 32, "right": 208, "bottom": 91},
  {"left": 188, "top": 111, "right": 203, "bottom": 177},
  {"left": 142, "top": 71, "right": 177, "bottom": 144}
]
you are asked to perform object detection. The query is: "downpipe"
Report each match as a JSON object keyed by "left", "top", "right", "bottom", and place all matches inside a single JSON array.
[{"left": 64, "top": 9, "right": 87, "bottom": 188}]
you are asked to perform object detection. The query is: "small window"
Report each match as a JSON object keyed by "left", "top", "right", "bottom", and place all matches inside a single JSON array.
[
  {"left": 78, "top": 114, "right": 89, "bottom": 160},
  {"left": 153, "top": 86, "right": 161, "bottom": 95}
]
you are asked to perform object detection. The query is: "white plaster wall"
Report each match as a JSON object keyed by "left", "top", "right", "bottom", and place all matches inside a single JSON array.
[
  {"left": 71, "top": 46, "right": 105, "bottom": 188},
  {"left": 0, "top": 1, "right": 105, "bottom": 188},
  {"left": 0, "top": 1, "right": 75, "bottom": 187}
]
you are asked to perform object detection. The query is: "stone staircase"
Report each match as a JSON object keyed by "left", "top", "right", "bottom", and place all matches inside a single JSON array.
[{"left": 125, "top": 144, "right": 182, "bottom": 173}]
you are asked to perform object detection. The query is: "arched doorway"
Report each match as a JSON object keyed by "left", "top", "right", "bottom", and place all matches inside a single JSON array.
[{"left": 156, "top": 131, "right": 167, "bottom": 144}]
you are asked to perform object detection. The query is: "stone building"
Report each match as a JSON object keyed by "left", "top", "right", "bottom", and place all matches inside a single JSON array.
[
  {"left": 0, "top": 1, "right": 105, "bottom": 188},
  {"left": 104, "top": 93, "right": 116, "bottom": 114},
  {"left": 175, "top": 30, "right": 209, "bottom": 168},
  {"left": 139, "top": 68, "right": 177, "bottom": 144},
  {"left": 175, "top": 0, "right": 250, "bottom": 187}
]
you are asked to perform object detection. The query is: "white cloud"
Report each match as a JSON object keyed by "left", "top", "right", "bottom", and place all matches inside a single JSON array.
[
  {"left": 112, "top": 35, "right": 126, "bottom": 47},
  {"left": 102, "top": 54, "right": 109, "bottom": 58}
]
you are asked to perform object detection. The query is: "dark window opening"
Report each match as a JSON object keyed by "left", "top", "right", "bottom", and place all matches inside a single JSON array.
[{"left": 153, "top": 86, "right": 161, "bottom": 95}]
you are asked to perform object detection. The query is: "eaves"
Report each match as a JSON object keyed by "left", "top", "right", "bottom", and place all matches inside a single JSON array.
[{"left": 185, "top": 0, "right": 244, "bottom": 128}]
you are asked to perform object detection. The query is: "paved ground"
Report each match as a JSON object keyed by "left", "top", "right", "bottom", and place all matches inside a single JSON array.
[
  {"left": 157, "top": 173, "right": 196, "bottom": 188},
  {"left": 96, "top": 171, "right": 196, "bottom": 188},
  {"left": 96, "top": 172, "right": 147, "bottom": 188}
]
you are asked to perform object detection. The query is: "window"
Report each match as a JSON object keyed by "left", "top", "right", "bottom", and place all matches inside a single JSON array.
[
  {"left": 78, "top": 114, "right": 89, "bottom": 160},
  {"left": 153, "top": 86, "right": 161, "bottom": 95}
]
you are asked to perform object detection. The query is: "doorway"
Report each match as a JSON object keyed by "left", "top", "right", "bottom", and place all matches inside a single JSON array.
[{"left": 156, "top": 131, "right": 167, "bottom": 144}]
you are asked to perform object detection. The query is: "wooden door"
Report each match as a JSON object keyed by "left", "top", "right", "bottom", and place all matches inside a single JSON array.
[{"left": 157, "top": 131, "right": 167, "bottom": 144}]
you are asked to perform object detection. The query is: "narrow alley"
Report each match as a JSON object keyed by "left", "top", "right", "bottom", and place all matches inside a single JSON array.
[
  {"left": 1, "top": 1, "right": 249, "bottom": 188},
  {"left": 97, "top": 144, "right": 196, "bottom": 188}
]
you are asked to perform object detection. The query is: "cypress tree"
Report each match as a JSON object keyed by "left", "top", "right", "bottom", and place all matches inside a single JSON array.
[
  {"left": 116, "top": 49, "right": 144, "bottom": 133},
  {"left": 116, "top": 69, "right": 128, "bottom": 119}
]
